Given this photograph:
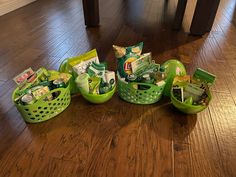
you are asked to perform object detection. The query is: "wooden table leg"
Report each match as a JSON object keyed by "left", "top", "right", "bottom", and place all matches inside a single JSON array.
[
  {"left": 190, "top": 0, "right": 220, "bottom": 35},
  {"left": 173, "top": 0, "right": 188, "bottom": 30},
  {"left": 82, "top": 0, "right": 100, "bottom": 27},
  {"left": 206, "top": 0, "right": 220, "bottom": 31}
]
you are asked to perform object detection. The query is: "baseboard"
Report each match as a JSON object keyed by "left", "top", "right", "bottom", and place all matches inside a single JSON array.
[{"left": 0, "top": 0, "right": 36, "bottom": 16}]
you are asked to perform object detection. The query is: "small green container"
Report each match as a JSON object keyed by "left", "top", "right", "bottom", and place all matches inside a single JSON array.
[
  {"left": 80, "top": 85, "right": 116, "bottom": 104},
  {"left": 12, "top": 73, "right": 71, "bottom": 123},
  {"left": 170, "top": 68, "right": 216, "bottom": 114},
  {"left": 170, "top": 89, "right": 212, "bottom": 114},
  {"left": 117, "top": 75, "right": 166, "bottom": 104}
]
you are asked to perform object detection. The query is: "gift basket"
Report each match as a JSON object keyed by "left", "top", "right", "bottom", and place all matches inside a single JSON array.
[
  {"left": 12, "top": 68, "right": 71, "bottom": 123},
  {"left": 59, "top": 49, "right": 116, "bottom": 104},
  {"left": 170, "top": 68, "right": 216, "bottom": 114},
  {"left": 113, "top": 42, "right": 167, "bottom": 104}
]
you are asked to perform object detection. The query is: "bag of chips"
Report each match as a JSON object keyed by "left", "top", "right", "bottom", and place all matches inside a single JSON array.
[{"left": 113, "top": 42, "right": 143, "bottom": 78}]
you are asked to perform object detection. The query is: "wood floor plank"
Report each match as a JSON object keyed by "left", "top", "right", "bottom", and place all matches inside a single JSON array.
[
  {"left": 208, "top": 91, "right": 236, "bottom": 177},
  {"left": 188, "top": 110, "right": 226, "bottom": 177}
]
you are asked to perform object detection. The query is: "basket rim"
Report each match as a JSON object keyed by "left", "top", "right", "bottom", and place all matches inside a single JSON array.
[
  {"left": 170, "top": 88, "right": 211, "bottom": 109},
  {"left": 80, "top": 85, "right": 116, "bottom": 97}
]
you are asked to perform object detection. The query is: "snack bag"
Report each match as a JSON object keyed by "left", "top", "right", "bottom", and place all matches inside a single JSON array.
[{"left": 113, "top": 42, "right": 143, "bottom": 78}]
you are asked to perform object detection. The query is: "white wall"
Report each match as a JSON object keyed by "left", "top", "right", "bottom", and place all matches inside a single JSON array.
[{"left": 0, "top": 0, "right": 36, "bottom": 16}]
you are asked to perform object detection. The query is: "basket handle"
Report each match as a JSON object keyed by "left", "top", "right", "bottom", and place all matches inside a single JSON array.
[
  {"left": 129, "top": 82, "right": 153, "bottom": 91},
  {"left": 59, "top": 58, "right": 69, "bottom": 72},
  {"left": 37, "top": 88, "right": 64, "bottom": 103}
]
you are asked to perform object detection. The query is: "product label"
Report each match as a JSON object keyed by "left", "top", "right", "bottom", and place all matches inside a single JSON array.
[
  {"left": 13, "top": 68, "right": 34, "bottom": 85},
  {"left": 123, "top": 57, "right": 136, "bottom": 75}
]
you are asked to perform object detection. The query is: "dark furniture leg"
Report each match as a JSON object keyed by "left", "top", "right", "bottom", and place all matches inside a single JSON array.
[
  {"left": 206, "top": 0, "right": 220, "bottom": 31},
  {"left": 82, "top": 0, "right": 99, "bottom": 27},
  {"left": 173, "top": 0, "right": 188, "bottom": 30},
  {"left": 190, "top": 0, "right": 220, "bottom": 35}
]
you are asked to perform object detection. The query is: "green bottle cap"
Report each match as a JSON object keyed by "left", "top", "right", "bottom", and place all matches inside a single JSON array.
[{"left": 159, "top": 66, "right": 165, "bottom": 72}]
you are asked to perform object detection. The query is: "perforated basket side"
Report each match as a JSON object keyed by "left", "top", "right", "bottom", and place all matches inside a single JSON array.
[
  {"left": 14, "top": 86, "right": 71, "bottom": 123},
  {"left": 117, "top": 78, "right": 165, "bottom": 104}
]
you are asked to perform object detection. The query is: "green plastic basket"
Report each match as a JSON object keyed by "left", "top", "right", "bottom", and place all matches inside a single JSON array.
[
  {"left": 117, "top": 76, "right": 166, "bottom": 104},
  {"left": 12, "top": 74, "right": 71, "bottom": 123}
]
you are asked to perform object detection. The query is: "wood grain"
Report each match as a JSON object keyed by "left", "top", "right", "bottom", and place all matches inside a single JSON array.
[
  {"left": 0, "top": 0, "right": 236, "bottom": 176},
  {"left": 0, "top": 0, "right": 36, "bottom": 16}
]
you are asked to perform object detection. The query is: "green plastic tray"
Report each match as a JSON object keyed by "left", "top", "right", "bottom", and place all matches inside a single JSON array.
[{"left": 12, "top": 73, "right": 71, "bottom": 123}]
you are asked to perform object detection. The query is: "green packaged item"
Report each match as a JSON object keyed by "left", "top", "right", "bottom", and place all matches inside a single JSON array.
[
  {"left": 131, "top": 53, "right": 152, "bottom": 74},
  {"left": 32, "top": 86, "right": 51, "bottom": 100},
  {"left": 75, "top": 73, "right": 90, "bottom": 93},
  {"left": 99, "top": 82, "right": 111, "bottom": 94},
  {"left": 87, "top": 61, "right": 106, "bottom": 80},
  {"left": 53, "top": 79, "right": 66, "bottom": 89},
  {"left": 36, "top": 67, "right": 50, "bottom": 81},
  {"left": 184, "top": 96, "right": 193, "bottom": 105},
  {"left": 59, "top": 49, "right": 103, "bottom": 94},
  {"left": 141, "top": 74, "right": 154, "bottom": 84},
  {"left": 172, "top": 86, "right": 184, "bottom": 102},
  {"left": 136, "top": 63, "right": 160, "bottom": 78},
  {"left": 113, "top": 42, "right": 143, "bottom": 78},
  {"left": 193, "top": 68, "right": 216, "bottom": 85},
  {"left": 69, "top": 49, "right": 99, "bottom": 72},
  {"left": 104, "top": 70, "right": 115, "bottom": 88},
  {"left": 88, "top": 76, "right": 101, "bottom": 94}
]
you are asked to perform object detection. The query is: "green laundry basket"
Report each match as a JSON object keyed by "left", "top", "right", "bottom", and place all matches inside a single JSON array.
[
  {"left": 117, "top": 74, "right": 166, "bottom": 104},
  {"left": 12, "top": 72, "right": 71, "bottom": 123}
]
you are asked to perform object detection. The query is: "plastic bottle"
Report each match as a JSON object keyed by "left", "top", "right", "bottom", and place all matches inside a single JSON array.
[
  {"left": 142, "top": 74, "right": 154, "bottom": 84},
  {"left": 156, "top": 66, "right": 167, "bottom": 82}
]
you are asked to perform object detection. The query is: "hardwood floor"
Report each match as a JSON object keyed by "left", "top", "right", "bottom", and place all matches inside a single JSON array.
[{"left": 0, "top": 0, "right": 236, "bottom": 176}]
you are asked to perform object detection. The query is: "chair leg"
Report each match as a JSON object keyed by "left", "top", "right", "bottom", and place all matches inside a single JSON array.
[
  {"left": 173, "top": 0, "right": 188, "bottom": 30},
  {"left": 82, "top": 0, "right": 100, "bottom": 27},
  {"left": 190, "top": 0, "right": 220, "bottom": 35},
  {"left": 206, "top": 0, "right": 220, "bottom": 31}
]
